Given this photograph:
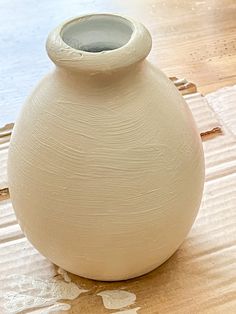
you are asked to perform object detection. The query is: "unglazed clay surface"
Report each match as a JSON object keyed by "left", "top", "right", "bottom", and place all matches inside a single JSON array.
[{"left": 8, "top": 14, "right": 205, "bottom": 281}]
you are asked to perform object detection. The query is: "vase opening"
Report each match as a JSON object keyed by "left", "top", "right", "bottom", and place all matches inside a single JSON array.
[
  {"left": 61, "top": 14, "right": 134, "bottom": 53},
  {"left": 47, "top": 14, "right": 152, "bottom": 72}
]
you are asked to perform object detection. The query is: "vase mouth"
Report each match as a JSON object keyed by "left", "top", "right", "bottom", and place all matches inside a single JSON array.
[
  {"left": 46, "top": 13, "right": 152, "bottom": 73},
  {"left": 61, "top": 14, "right": 134, "bottom": 53}
]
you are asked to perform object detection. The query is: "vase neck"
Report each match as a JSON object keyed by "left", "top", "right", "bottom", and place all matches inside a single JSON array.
[{"left": 46, "top": 13, "right": 152, "bottom": 74}]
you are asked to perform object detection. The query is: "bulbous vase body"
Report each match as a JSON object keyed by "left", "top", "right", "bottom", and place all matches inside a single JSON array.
[{"left": 8, "top": 14, "right": 204, "bottom": 281}]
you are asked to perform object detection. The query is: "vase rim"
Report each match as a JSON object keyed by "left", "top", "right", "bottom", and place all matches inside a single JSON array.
[{"left": 46, "top": 13, "right": 152, "bottom": 73}]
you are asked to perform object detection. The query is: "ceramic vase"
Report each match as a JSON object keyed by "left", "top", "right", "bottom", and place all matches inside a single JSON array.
[{"left": 8, "top": 13, "right": 205, "bottom": 281}]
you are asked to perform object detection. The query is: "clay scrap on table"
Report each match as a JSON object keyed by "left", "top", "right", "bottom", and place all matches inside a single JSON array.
[{"left": 170, "top": 77, "right": 197, "bottom": 95}]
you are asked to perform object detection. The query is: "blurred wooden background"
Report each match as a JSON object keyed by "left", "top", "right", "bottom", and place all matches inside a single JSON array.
[{"left": 0, "top": 0, "right": 236, "bottom": 125}]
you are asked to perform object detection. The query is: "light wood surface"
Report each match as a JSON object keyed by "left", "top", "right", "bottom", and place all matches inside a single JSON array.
[
  {"left": 144, "top": 0, "right": 236, "bottom": 94},
  {"left": 0, "top": 0, "right": 236, "bottom": 125}
]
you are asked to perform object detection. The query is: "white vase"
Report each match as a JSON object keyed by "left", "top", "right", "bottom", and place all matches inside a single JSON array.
[{"left": 8, "top": 13, "right": 205, "bottom": 281}]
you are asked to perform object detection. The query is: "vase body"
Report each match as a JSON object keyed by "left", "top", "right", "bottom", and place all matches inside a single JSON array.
[{"left": 8, "top": 14, "right": 204, "bottom": 281}]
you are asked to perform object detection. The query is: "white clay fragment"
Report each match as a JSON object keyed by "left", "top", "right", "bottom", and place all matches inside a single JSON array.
[
  {"left": 97, "top": 290, "right": 136, "bottom": 310},
  {"left": 3, "top": 274, "right": 87, "bottom": 313},
  {"left": 172, "top": 78, "right": 188, "bottom": 86},
  {"left": 57, "top": 267, "right": 72, "bottom": 283}
]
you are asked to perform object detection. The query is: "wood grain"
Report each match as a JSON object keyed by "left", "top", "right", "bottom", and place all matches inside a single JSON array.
[
  {"left": 0, "top": 0, "right": 236, "bottom": 125},
  {"left": 123, "top": 0, "right": 236, "bottom": 94}
]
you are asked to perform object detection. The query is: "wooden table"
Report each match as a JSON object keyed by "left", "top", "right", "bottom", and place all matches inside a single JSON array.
[{"left": 0, "top": 0, "right": 236, "bottom": 125}]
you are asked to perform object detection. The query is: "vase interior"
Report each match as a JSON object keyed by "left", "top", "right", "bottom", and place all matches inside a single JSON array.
[{"left": 61, "top": 14, "right": 133, "bottom": 53}]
